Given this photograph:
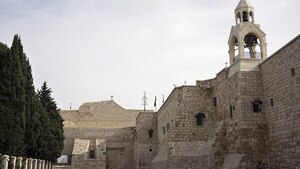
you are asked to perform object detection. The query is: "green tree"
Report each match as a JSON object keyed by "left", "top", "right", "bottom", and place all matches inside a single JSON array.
[
  {"left": 38, "top": 82, "right": 64, "bottom": 161},
  {"left": 0, "top": 37, "right": 26, "bottom": 156},
  {"left": 10, "top": 35, "right": 51, "bottom": 159},
  {"left": 0, "top": 42, "right": 11, "bottom": 153}
]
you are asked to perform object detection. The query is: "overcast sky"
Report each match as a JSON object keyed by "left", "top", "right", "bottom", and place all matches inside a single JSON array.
[{"left": 0, "top": 0, "right": 299, "bottom": 110}]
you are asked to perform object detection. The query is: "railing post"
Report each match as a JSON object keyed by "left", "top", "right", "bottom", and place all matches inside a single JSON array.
[
  {"left": 1, "top": 155, "right": 9, "bottom": 169},
  {"left": 9, "top": 156, "right": 16, "bottom": 169},
  {"left": 41, "top": 160, "right": 45, "bottom": 169},
  {"left": 32, "top": 159, "right": 37, "bottom": 169},
  {"left": 36, "top": 160, "right": 41, "bottom": 169},
  {"left": 27, "top": 158, "right": 33, "bottom": 169},
  {"left": 16, "top": 157, "right": 22, "bottom": 169},
  {"left": 46, "top": 161, "right": 50, "bottom": 169},
  {"left": 22, "top": 158, "right": 28, "bottom": 169}
]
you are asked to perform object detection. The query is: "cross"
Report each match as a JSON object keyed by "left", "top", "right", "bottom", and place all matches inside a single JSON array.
[{"left": 111, "top": 96, "right": 114, "bottom": 101}]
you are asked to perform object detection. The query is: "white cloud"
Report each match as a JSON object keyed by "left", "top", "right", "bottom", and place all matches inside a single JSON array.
[{"left": 0, "top": 0, "right": 299, "bottom": 110}]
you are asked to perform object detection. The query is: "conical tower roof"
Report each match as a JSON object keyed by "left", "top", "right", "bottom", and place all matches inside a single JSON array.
[{"left": 235, "top": 0, "right": 253, "bottom": 11}]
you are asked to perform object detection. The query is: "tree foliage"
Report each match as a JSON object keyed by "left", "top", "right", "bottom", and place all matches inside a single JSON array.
[
  {"left": 0, "top": 35, "right": 64, "bottom": 161},
  {"left": 38, "top": 82, "right": 64, "bottom": 161}
]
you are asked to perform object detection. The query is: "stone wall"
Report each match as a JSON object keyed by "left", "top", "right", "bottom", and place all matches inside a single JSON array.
[
  {"left": 135, "top": 112, "right": 158, "bottom": 169},
  {"left": 260, "top": 35, "right": 300, "bottom": 169},
  {"left": 60, "top": 101, "right": 137, "bottom": 129},
  {"left": 70, "top": 139, "right": 106, "bottom": 169},
  {"left": 106, "top": 127, "right": 135, "bottom": 169}
]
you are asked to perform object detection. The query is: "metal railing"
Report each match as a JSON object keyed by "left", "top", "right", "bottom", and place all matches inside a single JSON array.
[{"left": 234, "top": 52, "right": 262, "bottom": 62}]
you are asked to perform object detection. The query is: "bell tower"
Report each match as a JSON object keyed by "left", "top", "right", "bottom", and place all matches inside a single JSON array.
[{"left": 228, "top": 0, "right": 267, "bottom": 76}]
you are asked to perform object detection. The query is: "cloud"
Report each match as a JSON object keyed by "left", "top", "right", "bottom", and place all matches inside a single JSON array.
[{"left": 0, "top": 0, "right": 299, "bottom": 109}]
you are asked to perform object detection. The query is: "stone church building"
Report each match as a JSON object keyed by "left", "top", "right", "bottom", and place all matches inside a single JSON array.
[{"left": 55, "top": 0, "right": 300, "bottom": 169}]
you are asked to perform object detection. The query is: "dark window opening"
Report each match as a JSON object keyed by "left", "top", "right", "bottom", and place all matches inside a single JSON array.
[
  {"left": 270, "top": 99, "right": 274, "bottom": 107},
  {"left": 148, "top": 129, "right": 153, "bottom": 138},
  {"left": 243, "top": 11, "right": 249, "bottom": 22},
  {"left": 213, "top": 97, "right": 217, "bottom": 106},
  {"left": 230, "top": 106, "right": 233, "bottom": 119},
  {"left": 89, "top": 150, "right": 95, "bottom": 159},
  {"left": 149, "top": 147, "right": 152, "bottom": 152},
  {"left": 162, "top": 127, "right": 166, "bottom": 134},
  {"left": 252, "top": 100, "right": 262, "bottom": 113},
  {"left": 291, "top": 68, "right": 295, "bottom": 76},
  {"left": 196, "top": 113, "right": 206, "bottom": 126},
  {"left": 167, "top": 123, "right": 170, "bottom": 131}
]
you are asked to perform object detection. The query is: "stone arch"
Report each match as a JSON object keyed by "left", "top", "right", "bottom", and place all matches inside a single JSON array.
[
  {"left": 229, "top": 35, "right": 239, "bottom": 63},
  {"left": 236, "top": 12, "right": 241, "bottom": 24},
  {"left": 249, "top": 11, "right": 254, "bottom": 22},
  {"left": 242, "top": 32, "right": 264, "bottom": 59}
]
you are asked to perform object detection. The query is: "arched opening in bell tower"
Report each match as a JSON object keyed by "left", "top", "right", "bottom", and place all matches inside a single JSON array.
[
  {"left": 236, "top": 12, "right": 241, "bottom": 24},
  {"left": 249, "top": 11, "right": 254, "bottom": 22},
  {"left": 244, "top": 33, "right": 262, "bottom": 59},
  {"left": 242, "top": 11, "right": 249, "bottom": 22}
]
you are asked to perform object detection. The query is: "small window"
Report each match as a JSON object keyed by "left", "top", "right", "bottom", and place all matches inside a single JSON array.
[
  {"left": 162, "top": 127, "right": 166, "bottom": 134},
  {"left": 213, "top": 97, "right": 217, "bottom": 106},
  {"left": 148, "top": 129, "right": 153, "bottom": 138},
  {"left": 167, "top": 123, "right": 170, "bottom": 131},
  {"left": 149, "top": 147, "right": 152, "bottom": 152},
  {"left": 89, "top": 150, "right": 95, "bottom": 159},
  {"left": 230, "top": 106, "right": 233, "bottom": 119},
  {"left": 242, "top": 11, "right": 249, "bottom": 22},
  {"left": 291, "top": 68, "right": 295, "bottom": 76},
  {"left": 252, "top": 100, "right": 262, "bottom": 113},
  {"left": 270, "top": 99, "right": 274, "bottom": 107},
  {"left": 195, "top": 113, "right": 205, "bottom": 126}
]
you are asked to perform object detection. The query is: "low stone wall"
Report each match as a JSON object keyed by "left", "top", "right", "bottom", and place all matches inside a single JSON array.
[
  {"left": 0, "top": 155, "right": 53, "bottom": 169},
  {"left": 53, "top": 165, "right": 71, "bottom": 169}
]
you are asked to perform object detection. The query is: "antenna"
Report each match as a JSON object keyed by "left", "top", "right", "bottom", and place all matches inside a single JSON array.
[
  {"left": 142, "top": 91, "right": 148, "bottom": 111},
  {"left": 69, "top": 102, "right": 72, "bottom": 110}
]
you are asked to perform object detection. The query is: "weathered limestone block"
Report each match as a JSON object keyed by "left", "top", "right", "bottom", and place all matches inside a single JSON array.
[
  {"left": 27, "top": 158, "right": 33, "bottom": 169},
  {"left": 0, "top": 155, "right": 9, "bottom": 169},
  {"left": 9, "top": 156, "right": 16, "bottom": 169},
  {"left": 16, "top": 157, "right": 23, "bottom": 169}
]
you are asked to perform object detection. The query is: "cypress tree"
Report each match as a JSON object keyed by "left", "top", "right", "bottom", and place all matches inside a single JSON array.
[
  {"left": 0, "top": 37, "right": 26, "bottom": 156},
  {"left": 11, "top": 35, "right": 51, "bottom": 159},
  {"left": 0, "top": 42, "right": 11, "bottom": 153},
  {"left": 1, "top": 35, "right": 63, "bottom": 160},
  {"left": 38, "top": 82, "right": 64, "bottom": 161}
]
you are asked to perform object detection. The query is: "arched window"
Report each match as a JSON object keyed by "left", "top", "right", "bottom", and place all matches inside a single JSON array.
[
  {"left": 148, "top": 129, "right": 154, "bottom": 138},
  {"left": 195, "top": 113, "right": 206, "bottom": 126}
]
